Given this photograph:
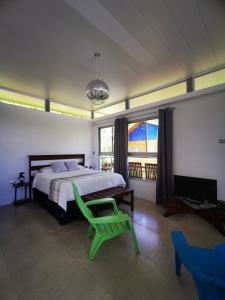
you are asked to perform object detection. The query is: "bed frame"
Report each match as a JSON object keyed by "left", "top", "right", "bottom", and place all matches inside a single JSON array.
[
  {"left": 29, "top": 154, "right": 133, "bottom": 224},
  {"left": 29, "top": 154, "right": 85, "bottom": 185}
]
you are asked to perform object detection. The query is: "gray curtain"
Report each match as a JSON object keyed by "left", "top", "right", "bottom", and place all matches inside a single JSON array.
[
  {"left": 114, "top": 117, "right": 128, "bottom": 186},
  {"left": 156, "top": 108, "right": 173, "bottom": 205}
]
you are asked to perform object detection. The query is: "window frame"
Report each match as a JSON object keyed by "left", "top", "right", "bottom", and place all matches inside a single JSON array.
[
  {"left": 194, "top": 68, "right": 225, "bottom": 91},
  {"left": 98, "top": 125, "right": 114, "bottom": 172},
  {"left": 98, "top": 125, "right": 114, "bottom": 156},
  {"left": 98, "top": 118, "right": 158, "bottom": 179},
  {"left": 129, "top": 81, "right": 187, "bottom": 109},
  {"left": 0, "top": 89, "right": 45, "bottom": 111},
  {"left": 98, "top": 118, "right": 158, "bottom": 157},
  {"left": 128, "top": 117, "right": 158, "bottom": 181},
  {"left": 128, "top": 117, "right": 158, "bottom": 158}
]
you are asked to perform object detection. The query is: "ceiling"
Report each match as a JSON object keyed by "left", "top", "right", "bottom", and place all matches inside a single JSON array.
[{"left": 0, "top": 0, "right": 224, "bottom": 111}]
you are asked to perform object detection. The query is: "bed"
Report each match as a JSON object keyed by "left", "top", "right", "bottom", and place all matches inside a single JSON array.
[{"left": 29, "top": 154, "right": 132, "bottom": 224}]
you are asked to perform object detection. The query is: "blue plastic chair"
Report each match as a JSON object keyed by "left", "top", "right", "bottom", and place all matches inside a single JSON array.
[{"left": 171, "top": 231, "right": 225, "bottom": 300}]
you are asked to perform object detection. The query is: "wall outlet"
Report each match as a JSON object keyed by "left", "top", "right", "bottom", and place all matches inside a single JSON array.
[{"left": 219, "top": 139, "right": 225, "bottom": 144}]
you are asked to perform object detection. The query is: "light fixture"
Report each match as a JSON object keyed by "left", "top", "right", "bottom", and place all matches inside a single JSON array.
[{"left": 86, "top": 53, "right": 110, "bottom": 105}]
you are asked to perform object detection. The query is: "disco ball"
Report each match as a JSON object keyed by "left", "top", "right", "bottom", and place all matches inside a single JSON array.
[{"left": 86, "top": 79, "right": 110, "bottom": 105}]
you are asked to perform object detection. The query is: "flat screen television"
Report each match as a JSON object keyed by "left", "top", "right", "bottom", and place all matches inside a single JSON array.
[{"left": 174, "top": 175, "right": 217, "bottom": 204}]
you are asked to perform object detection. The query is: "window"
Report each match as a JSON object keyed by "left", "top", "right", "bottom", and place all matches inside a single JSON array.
[
  {"left": 130, "top": 82, "right": 186, "bottom": 109},
  {"left": 0, "top": 89, "right": 44, "bottom": 110},
  {"left": 100, "top": 127, "right": 114, "bottom": 153},
  {"left": 195, "top": 68, "right": 225, "bottom": 91},
  {"left": 0, "top": 89, "right": 92, "bottom": 119},
  {"left": 128, "top": 119, "right": 158, "bottom": 153},
  {"left": 128, "top": 157, "right": 157, "bottom": 180},
  {"left": 94, "top": 112, "right": 106, "bottom": 119},
  {"left": 128, "top": 119, "right": 158, "bottom": 180},
  {"left": 98, "top": 119, "right": 158, "bottom": 180},
  {"left": 99, "top": 126, "right": 114, "bottom": 172},
  {"left": 50, "top": 102, "right": 91, "bottom": 119},
  {"left": 94, "top": 102, "right": 125, "bottom": 118}
]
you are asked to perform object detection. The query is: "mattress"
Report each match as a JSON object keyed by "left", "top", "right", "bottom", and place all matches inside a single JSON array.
[{"left": 33, "top": 169, "right": 126, "bottom": 211}]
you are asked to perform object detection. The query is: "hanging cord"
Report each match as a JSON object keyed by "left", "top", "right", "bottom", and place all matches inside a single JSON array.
[{"left": 94, "top": 52, "right": 101, "bottom": 79}]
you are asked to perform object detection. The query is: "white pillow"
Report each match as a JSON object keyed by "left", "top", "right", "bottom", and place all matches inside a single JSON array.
[
  {"left": 51, "top": 161, "right": 67, "bottom": 173},
  {"left": 65, "top": 160, "right": 80, "bottom": 171},
  {"left": 79, "top": 165, "right": 85, "bottom": 170},
  {"left": 39, "top": 166, "right": 54, "bottom": 173}
]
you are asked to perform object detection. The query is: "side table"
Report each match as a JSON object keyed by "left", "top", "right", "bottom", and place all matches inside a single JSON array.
[
  {"left": 13, "top": 182, "right": 31, "bottom": 205},
  {"left": 164, "top": 197, "right": 225, "bottom": 236}
]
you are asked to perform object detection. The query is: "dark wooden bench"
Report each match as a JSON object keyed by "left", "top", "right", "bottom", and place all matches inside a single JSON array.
[{"left": 82, "top": 186, "right": 134, "bottom": 211}]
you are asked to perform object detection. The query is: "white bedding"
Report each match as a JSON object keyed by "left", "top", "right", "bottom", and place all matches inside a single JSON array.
[{"left": 33, "top": 169, "right": 126, "bottom": 211}]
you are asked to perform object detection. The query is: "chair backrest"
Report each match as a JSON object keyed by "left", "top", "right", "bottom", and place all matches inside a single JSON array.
[
  {"left": 172, "top": 231, "right": 225, "bottom": 300},
  {"left": 72, "top": 183, "right": 93, "bottom": 220},
  {"left": 171, "top": 231, "right": 209, "bottom": 282},
  {"left": 145, "top": 163, "right": 157, "bottom": 181},
  {"left": 128, "top": 162, "right": 142, "bottom": 178}
]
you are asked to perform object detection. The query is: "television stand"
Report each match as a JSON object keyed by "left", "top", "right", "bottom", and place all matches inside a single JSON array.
[
  {"left": 164, "top": 197, "right": 225, "bottom": 236},
  {"left": 182, "top": 199, "right": 217, "bottom": 210}
]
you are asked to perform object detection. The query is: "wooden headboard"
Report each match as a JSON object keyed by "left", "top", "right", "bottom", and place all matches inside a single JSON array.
[{"left": 28, "top": 154, "right": 85, "bottom": 184}]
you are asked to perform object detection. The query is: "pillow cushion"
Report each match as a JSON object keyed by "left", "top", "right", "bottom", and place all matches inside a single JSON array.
[
  {"left": 79, "top": 165, "right": 85, "bottom": 170},
  {"left": 51, "top": 161, "right": 67, "bottom": 173},
  {"left": 65, "top": 160, "right": 80, "bottom": 171},
  {"left": 39, "top": 166, "right": 54, "bottom": 173}
]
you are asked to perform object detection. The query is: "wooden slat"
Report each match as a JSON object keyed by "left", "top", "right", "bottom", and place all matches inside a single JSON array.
[
  {"left": 90, "top": 193, "right": 103, "bottom": 199},
  {"left": 128, "top": 162, "right": 142, "bottom": 178},
  {"left": 83, "top": 195, "right": 94, "bottom": 201},
  {"left": 29, "top": 154, "right": 85, "bottom": 162},
  {"left": 30, "top": 164, "right": 51, "bottom": 171},
  {"left": 100, "top": 191, "right": 114, "bottom": 197},
  {"left": 82, "top": 186, "right": 133, "bottom": 203},
  {"left": 145, "top": 163, "right": 157, "bottom": 181}
]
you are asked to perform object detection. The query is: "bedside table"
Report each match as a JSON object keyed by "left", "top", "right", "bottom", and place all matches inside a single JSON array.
[{"left": 13, "top": 182, "right": 31, "bottom": 205}]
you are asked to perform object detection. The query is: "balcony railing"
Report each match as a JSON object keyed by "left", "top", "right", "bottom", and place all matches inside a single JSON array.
[
  {"left": 128, "top": 162, "right": 157, "bottom": 181},
  {"left": 128, "top": 162, "right": 142, "bottom": 178},
  {"left": 100, "top": 159, "right": 157, "bottom": 181},
  {"left": 101, "top": 163, "right": 113, "bottom": 172}
]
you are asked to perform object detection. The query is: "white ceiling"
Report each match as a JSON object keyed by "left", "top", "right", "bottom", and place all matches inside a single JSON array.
[{"left": 0, "top": 0, "right": 224, "bottom": 110}]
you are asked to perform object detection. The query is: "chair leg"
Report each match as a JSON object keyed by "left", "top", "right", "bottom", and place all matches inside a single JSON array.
[
  {"left": 129, "top": 222, "right": 140, "bottom": 255},
  {"left": 175, "top": 251, "right": 181, "bottom": 275},
  {"left": 87, "top": 224, "right": 94, "bottom": 239},
  {"left": 88, "top": 235, "right": 103, "bottom": 261}
]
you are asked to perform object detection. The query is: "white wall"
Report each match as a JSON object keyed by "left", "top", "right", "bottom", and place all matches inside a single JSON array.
[
  {"left": 173, "top": 89, "right": 225, "bottom": 201},
  {"left": 92, "top": 86, "right": 225, "bottom": 202},
  {"left": 91, "top": 124, "right": 99, "bottom": 170},
  {"left": 0, "top": 103, "right": 92, "bottom": 205},
  {"left": 129, "top": 179, "right": 156, "bottom": 201}
]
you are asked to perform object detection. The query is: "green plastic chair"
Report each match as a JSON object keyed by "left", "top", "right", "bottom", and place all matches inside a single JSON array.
[{"left": 72, "top": 183, "right": 140, "bottom": 261}]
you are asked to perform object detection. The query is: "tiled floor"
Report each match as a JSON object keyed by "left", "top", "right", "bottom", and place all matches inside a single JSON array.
[{"left": 0, "top": 198, "right": 224, "bottom": 300}]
